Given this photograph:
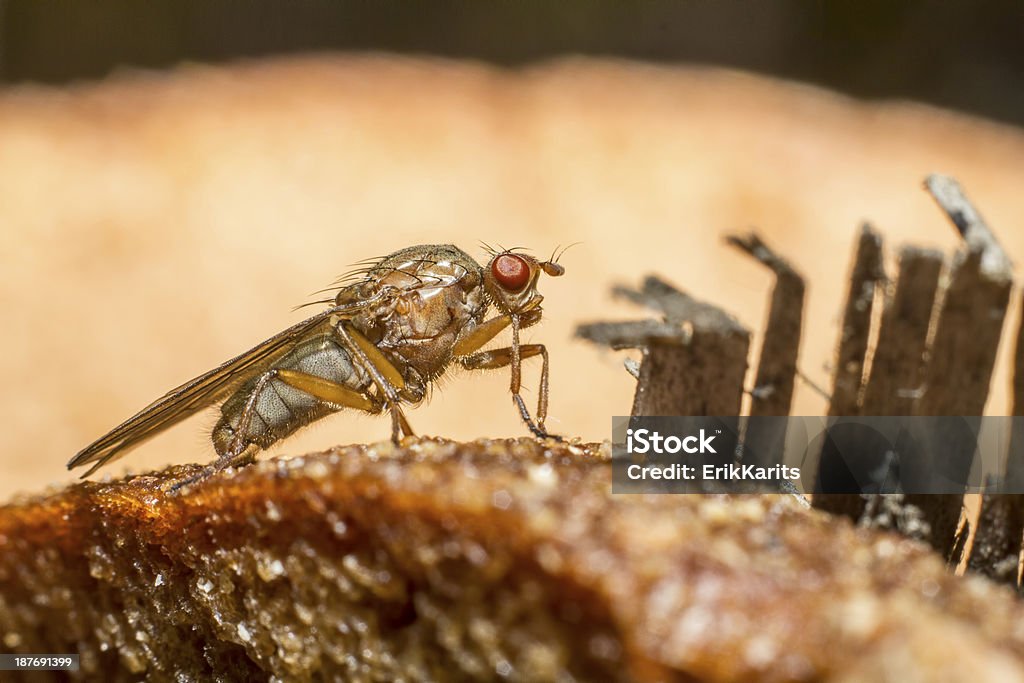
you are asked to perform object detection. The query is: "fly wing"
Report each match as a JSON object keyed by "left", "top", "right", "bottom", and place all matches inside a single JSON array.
[{"left": 68, "top": 301, "right": 373, "bottom": 477}]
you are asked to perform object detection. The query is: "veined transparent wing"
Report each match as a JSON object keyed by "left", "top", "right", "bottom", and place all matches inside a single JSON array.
[{"left": 68, "top": 301, "right": 373, "bottom": 477}]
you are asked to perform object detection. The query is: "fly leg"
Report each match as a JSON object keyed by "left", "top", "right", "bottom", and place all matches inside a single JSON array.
[
  {"left": 168, "top": 442, "right": 262, "bottom": 494},
  {"left": 274, "top": 369, "right": 381, "bottom": 413},
  {"left": 454, "top": 308, "right": 558, "bottom": 440},
  {"left": 459, "top": 342, "right": 559, "bottom": 440},
  {"left": 450, "top": 306, "right": 543, "bottom": 359},
  {"left": 169, "top": 368, "right": 385, "bottom": 493},
  {"left": 168, "top": 369, "right": 280, "bottom": 492},
  {"left": 333, "top": 322, "right": 414, "bottom": 444}
]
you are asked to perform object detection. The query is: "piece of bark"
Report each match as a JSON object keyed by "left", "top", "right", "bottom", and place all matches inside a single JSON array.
[
  {"left": 841, "top": 249, "right": 943, "bottom": 537},
  {"left": 923, "top": 174, "right": 1013, "bottom": 277},
  {"left": 623, "top": 277, "right": 749, "bottom": 416},
  {"left": 574, "top": 320, "right": 691, "bottom": 350},
  {"left": 827, "top": 224, "right": 885, "bottom": 418},
  {"left": 612, "top": 276, "right": 749, "bottom": 334},
  {"left": 4, "top": 440, "right": 1024, "bottom": 682},
  {"left": 1015, "top": 292, "right": 1024, "bottom": 418}
]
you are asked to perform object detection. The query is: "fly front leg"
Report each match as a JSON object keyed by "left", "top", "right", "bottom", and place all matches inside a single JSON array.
[
  {"left": 451, "top": 307, "right": 543, "bottom": 358},
  {"left": 453, "top": 307, "right": 556, "bottom": 439},
  {"left": 333, "top": 322, "right": 414, "bottom": 444},
  {"left": 458, "top": 341, "right": 559, "bottom": 440}
]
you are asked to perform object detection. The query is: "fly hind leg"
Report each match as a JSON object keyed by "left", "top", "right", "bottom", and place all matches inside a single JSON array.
[
  {"left": 168, "top": 442, "right": 262, "bottom": 494},
  {"left": 168, "top": 369, "right": 283, "bottom": 492},
  {"left": 169, "top": 368, "right": 383, "bottom": 493}
]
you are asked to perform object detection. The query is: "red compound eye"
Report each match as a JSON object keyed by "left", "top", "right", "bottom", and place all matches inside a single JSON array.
[{"left": 491, "top": 254, "right": 531, "bottom": 292}]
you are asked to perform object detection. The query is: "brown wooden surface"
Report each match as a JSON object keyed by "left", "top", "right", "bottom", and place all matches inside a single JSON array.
[
  {"left": 4, "top": 440, "right": 1024, "bottom": 681},
  {"left": 860, "top": 247, "right": 944, "bottom": 415},
  {"left": 908, "top": 178, "right": 1014, "bottom": 558},
  {"left": 727, "top": 233, "right": 805, "bottom": 418},
  {"left": 828, "top": 224, "right": 885, "bottom": 418},
  {"left": 615, "top": 277, "right": 750, "bottom": 416},
  {"left": 814, "top": 226, "right": 884, "bottom": 520}
]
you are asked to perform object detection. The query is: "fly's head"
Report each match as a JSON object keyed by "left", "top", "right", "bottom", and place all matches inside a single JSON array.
[{"left": 483, "top": 248, "right": 565, "bottom": 318}]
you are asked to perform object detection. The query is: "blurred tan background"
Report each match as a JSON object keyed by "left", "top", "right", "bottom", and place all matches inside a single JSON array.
[{"left": 3, "top": 54, "right": 1024, "bottom": 499}]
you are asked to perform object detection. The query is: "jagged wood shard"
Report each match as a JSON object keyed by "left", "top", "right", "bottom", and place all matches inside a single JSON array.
[
  {"left": 828, "top": 224, "right": 885, "bottom": 418},
  {"left": 916, "top": 173, "right": 1013, "bottom": 417},
  {"left": 727, "top": 233, "right": 805, "bottom": 418},
  {"left": 860, "top": 247, "right": 943, "bottom": 416},
  {"left": 906, "top": 176, "right": 1014, "bottom": 558},
  {"left": 578, "top": 276, "right": 749, "bottom": 416},
  {"left": 821, "top": 249, "right": 944, "bottom": 528},
  {"left": 814, "top": 226, "right": 885, "bottom": 520},
  {"left": 574, "top": 320, "right": 691, "bottom": 349},
  {"left": 726, "top": 233, "right": 805, "bottom": 468}
]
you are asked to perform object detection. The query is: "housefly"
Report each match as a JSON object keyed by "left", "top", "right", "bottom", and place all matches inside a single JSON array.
[{"left": 68, "top": 244, "right": 567, "bottom": 488}]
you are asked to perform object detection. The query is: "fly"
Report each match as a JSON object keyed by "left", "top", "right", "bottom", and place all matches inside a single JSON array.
[{"left": 68, "top": 244, "right": 567, "bottom": 489}]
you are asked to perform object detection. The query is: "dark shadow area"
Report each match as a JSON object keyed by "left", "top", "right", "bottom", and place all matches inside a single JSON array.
[{"left": 1, "top": 0, "right": 1022, "bottom": 126}]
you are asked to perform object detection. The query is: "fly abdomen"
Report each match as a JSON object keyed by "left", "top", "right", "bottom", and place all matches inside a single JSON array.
[{"left": 213, "top": 335, "right": 373, "bottom": 455}]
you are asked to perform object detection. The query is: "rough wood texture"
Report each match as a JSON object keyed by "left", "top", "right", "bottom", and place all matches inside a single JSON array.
[
  {"left": 1004, "top": 294, "right": 1024, "bottom": 494},
  {"left": 726, "top": 233, "right": 805, "bottom": 417},
  {"left": 576, "top": 276, "right": 750, "bottom": 416},
  {"left": 622, "top": 278, "right": 749, "bottom": 417},
  {"left": 1014, "top": 291, "right": 1024, "bottom": 420},
  {"left": 726, "top": 234, "right": 804, "bottom": 468},
  {"left": 908, "top": 176, "right": 1014, "bottom": 558},
  {"left": 968, "top": 493, "right": 1024, "bottom": 587},
  {"left": 821, "top": 249, "right": 942, "bottom": 526},
  {"left": 916, "top": 174, "right": 1013, "bottom": 416},
  {"left": 860, "top": 247, "right": 944, "bottom": 415},
  {"left": 914, "top": 254, "right": 1012, "bottom": 417},
  {"left": 814, "top": 226, "right": 884, "bottom": 520},
  {"left": 828, "top": 224, "right": 885, "bottom": 418},
  {"left": 4, "top": 440, "right": 1024, "bottom": 682}
]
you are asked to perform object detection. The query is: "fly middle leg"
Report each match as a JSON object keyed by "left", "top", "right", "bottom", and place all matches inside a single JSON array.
[{"left": 332, "top": 321, "right": 415, "bottom": 444}]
